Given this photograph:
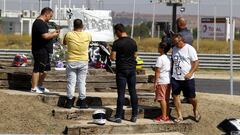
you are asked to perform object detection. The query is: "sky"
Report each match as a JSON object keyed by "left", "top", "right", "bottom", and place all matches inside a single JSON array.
[{"left": 1, "top": 0, "right": 240, "bottom": 17}]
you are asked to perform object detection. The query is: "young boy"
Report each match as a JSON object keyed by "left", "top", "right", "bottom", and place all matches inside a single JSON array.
[{"left": 154, "top": 42, "right": 171, "bottom": 122}]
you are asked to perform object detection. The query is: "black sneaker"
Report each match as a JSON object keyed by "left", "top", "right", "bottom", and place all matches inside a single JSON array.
[
  {"left": 109, "top": 117, "right": 122, "bottom": 123},
  {"left": 130, "top": 116, "right": 137, "bottom": 123},
  {"left": 65, "top": 98, "right": 73, "bottom": 109},
  {"left": 79, "top": 99, "right": 88, "bottom": 109}
]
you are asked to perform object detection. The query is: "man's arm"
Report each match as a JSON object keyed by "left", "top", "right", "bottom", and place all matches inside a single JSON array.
[
  {"left": 134, "top": 52, "right": 138, "bottom": 58},
  {"left": 63, "top": 34, "right": 67, "bottom": 45},
  {"left": 42, "top": 30, "right": 59, "bottom": 40},
  {"left": 110, "top": 51, "right": 116, "bottom": 61},
  {"left": 184, "top": 60, "right": 199, "bottom": 80}
]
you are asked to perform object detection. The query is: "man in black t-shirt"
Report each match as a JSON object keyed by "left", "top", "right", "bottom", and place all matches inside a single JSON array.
[
  {"left": 31, "top": 7, "right": 59, "bottom": 93},
  {"left": 109, "top": 23, "right": 138, "bottom": 123}
]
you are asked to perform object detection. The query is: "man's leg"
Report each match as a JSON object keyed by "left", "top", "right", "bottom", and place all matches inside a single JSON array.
[
  {"left": 173, "top": 94, "right": 183, "bottom": 119},
  {"left": 38, "top": 71, "right": 47, "bottom": 86},
  {"left": 77, "top": 62, "right": 88, "bottom": 108},
  {"left": 31, "top": 72, "right": 39, "bottom": 89},
  {"left": 65, "top": 63, "right": 77, "bottom": 109},
  {"left": 127, "top": 70, "right": 138, "bottom": 120},
  {"left": 189, "top": 97, "right": 198, "bottom": 115},
  {"left": 171, "top": 78, "right": 183, "bottom": 121},
  {"left": 66, "top": 63, "right": 77, "bottom": 100},
  {"left": 116, "top": 71, "right": 127, "bottom": 119},
  {"left": 184, "top": 79, "right": 201, "bottom": 122}
]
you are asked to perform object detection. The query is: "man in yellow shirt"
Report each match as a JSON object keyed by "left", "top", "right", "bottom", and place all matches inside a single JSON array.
[{"left": 63, "top": 19, "right": 92, "bottom": 109}]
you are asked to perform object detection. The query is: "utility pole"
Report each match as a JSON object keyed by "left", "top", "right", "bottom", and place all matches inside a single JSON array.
[
  {"left": 69, "top": 0, "right": 71, "bottom": 9},
  {"left": 230, "top": 0, "right": 233, "bottom": 95},
  {"left": 156, "top": 0, "right": 199, "bottom": 33},
  {"left": 151, "top": 1, "right": 156, "bottom": 38},
  {"left": 86, "top": 0, "right": 91, "bottom": 9},
  {"left": 166, "top": 1, "right": 182, "bottom": 33},
  {"left": 197, "top": 0, "right": 200, "bottom": 51},
  {"left": 131, "top": 0, "right": 136, "bottom": 38}
]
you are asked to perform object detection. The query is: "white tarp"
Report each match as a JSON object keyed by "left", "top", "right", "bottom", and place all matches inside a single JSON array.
[{"left": 68, "top": 9, "right": 114, "bottom": 42}]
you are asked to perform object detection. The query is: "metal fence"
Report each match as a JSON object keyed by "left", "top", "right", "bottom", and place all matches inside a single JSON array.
[{"left": 0, "top": 49, "right": 240, "bottom": 70}]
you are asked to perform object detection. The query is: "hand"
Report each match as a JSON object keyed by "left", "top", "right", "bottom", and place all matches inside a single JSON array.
[
  {"left": 184, "top": 72, "right": 193, "bottom": 80},
  {"left": 154, "top": 82, "right": 158, "bottom": 90},
  {"left": 55, "top": 30, "right": 60, "bottom": 36},
  {"left": 56, "top": 29, "right": 60, "bottom": 34}
]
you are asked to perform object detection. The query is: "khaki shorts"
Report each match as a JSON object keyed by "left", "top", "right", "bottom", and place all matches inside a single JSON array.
[{"left": 155, "top": 84, "right": 171, "bottom": 102}]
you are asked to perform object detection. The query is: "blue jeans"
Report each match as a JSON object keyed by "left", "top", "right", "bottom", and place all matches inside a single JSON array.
[
  {"left": 115, "top": 69, "right": 138, "bottom": 118},
  {"left": 66, "top": 61, "right": 88, "bottom": 100}
]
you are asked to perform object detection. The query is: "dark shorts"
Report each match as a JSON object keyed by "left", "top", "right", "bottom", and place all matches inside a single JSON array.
[
  {"left": 171, "top": 77, "right": 196, "bottom": 98},
  {"left": 32, "top": 49, "right": 51, "bottom": 73}
]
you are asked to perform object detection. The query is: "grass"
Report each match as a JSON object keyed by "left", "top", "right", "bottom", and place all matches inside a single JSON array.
[
  {"left": 135, "top": 37, "right": 240, "bottom": 54},
  {"left": 0, "top": 34, "right": 31, "bottom": 49},
  {"left": 0, "top": 34, "right": 240, "bottom": 54}
]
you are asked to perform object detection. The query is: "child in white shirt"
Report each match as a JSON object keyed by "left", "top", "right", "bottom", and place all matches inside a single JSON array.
[{"left": 154, "top": 41, "right": 171, "bottom": 122}]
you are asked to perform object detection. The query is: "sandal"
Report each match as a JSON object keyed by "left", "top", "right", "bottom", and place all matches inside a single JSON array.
[
  {"left": 174, "top": 117, "right": 183, "bottom": 123},
  {"left": 154, "top": 115, "right": 170, "bottom": 122},
  {"left": 194, "top": 113, "right": 201, "bottom": 122}
]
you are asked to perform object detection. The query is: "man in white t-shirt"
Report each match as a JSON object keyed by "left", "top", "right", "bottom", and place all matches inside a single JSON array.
[{"left": 171, "top": 34, "right": 201, "bottom": 123}]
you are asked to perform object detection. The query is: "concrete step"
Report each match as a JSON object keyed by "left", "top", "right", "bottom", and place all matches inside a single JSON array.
[
  {"left": 40, "top": 92, "right": 159, "bottom": 107},
  {"left": 102, "top": 133, "right": 183, "bottom": 135},
  {"left": 102, "top": 133, "right": 184, "bottom": 135},
  {"left": 0, "top": 66, "right": 109, "bottom": 75},
  {"left": 0, "top": 72, "right": 150, "bottom": 91},
  {"left": 0, "top": 72, "right": 148, "bottom": 82},
  {"left": 52, "top": 105, "right": 149, "bottom": 120},
  {"left": 0, "top": 90, "right": 158, "bottom": 107},
  {"left": 65, "top": 119, "right": 193, "bottom": 135}
]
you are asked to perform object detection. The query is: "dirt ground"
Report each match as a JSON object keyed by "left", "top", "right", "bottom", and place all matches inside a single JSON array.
[
  {"left": 0, "top": 91, "right": 240, "bottom": 134},
  {"left": 0, "top": 92, "right": 70, "bottom": 134}
]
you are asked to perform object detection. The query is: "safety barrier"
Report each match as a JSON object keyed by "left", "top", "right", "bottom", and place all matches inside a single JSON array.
[{"left": 0, "top": 49, "right": 239, "bottom": 70}]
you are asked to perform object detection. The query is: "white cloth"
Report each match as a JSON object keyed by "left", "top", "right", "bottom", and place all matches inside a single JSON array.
[
  {"left": 155, "top": 54, "right": 171, "bottom": 84},
  {"left": 172, "top": 44, "right": 198, "bottom": 80}
]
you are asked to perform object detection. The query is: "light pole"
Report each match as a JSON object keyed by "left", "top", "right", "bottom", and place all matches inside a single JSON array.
[
  {"left": 230, "top": 0, "right": 233, "bottom": 95},
  {"left": 151, "top": 1, "right": 156, "bottom": 38},
  {"left": 197, "top": 0, "right": 200, "bottom": 51},
  {"left": 3, "top": 0, "right": 5, "bottom": 16},
  {"left": 131, "top": 0, "right": 136, "bottom": 38},
  {"left": 58, "top": 0, "right": 61, "bottom": 25},
  {"left": 69, "top": 0, "right": 71, "bottom": 9},
  {"left": 213, "top": 5, "right": 216, "bottom": 40}
]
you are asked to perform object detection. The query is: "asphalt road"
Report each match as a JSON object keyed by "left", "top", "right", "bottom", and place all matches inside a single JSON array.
[{"left": 195, "top": 78, "right": 240, "bottom": 95}]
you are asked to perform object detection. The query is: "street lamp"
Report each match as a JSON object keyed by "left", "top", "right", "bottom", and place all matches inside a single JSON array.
[
  {"left": 230, "top": 0, "right": 233, "bottom": 95},
  {"left": 151, "top": 0, "right": 157, "bottom": 38},
  {"left": 197, "top": 0, "right": 200, "bottom": 51},
  {"left": 3, "top": 0, "right": 6, "bottom": 16},
  {"left": 131, "top": 0, "right": 136, "bottom": 38}
]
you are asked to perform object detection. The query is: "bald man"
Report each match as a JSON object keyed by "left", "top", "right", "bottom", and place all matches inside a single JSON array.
[{"left": 176, "top": 17, "right": 193, "bottom": 45}]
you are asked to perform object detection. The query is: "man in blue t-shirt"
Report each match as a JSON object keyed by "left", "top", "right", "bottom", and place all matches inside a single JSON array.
[
  {"left": 177, "top": 17, "right": 193, "bottom": 45},
  {"left": 109, "top": 23, "right": 138, "bottom": 123}
]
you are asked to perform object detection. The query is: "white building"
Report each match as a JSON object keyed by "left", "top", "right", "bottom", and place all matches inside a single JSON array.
[{"left": 0, "top": 5, "right": 74, "bottom": 35}]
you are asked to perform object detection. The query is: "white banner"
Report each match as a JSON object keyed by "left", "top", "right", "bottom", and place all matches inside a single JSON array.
[{"left": 69, "top": 9, "right": 114, "bottom": 42}]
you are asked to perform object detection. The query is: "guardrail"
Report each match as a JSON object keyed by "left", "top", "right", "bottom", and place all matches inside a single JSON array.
[{"left": 0, "top": 49, "right": 240, "bottom": 70}]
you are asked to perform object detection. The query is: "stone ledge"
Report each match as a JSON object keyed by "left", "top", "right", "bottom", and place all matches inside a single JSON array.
[{"left": 66, "top": 119, "right": 193, "bottom": 135}]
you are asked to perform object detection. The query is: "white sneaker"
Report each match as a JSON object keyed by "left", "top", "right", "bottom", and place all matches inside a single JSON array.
[
  {"left": 38, "top": 86, "right": 50, "bottom": 93},
  {"left": 31, "top": 87, "right": 43, "bottom": 94}
]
